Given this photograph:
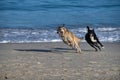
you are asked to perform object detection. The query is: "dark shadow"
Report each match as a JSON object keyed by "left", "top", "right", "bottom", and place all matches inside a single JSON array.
[
  {"left": 52, "top": 47, "right": 74, "bottom": 53},
  {"left": 55, "top": 48, "right": 95, "bottom": 52},
  {"left": 54, "top": 48, "right": 73, "bottom": 50},
  {"left": 15, "top": 49, "right": 52, "bottom": 52},
  {"left": 15, "top": 47, "right": 74, "bottom": 54},
  {"left": 82, "top": 49, "right": 95, "bottom": 52}
]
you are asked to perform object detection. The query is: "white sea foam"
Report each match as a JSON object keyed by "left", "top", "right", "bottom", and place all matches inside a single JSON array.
[
  {"left": 0, "top": 27, "right": 120, "bottom": 43},
  {"left": 51, "top": 39, "right": 62, "bottom": 42},
  {"left": 97, "top": 27, "right": 118, "bottom": 32}
]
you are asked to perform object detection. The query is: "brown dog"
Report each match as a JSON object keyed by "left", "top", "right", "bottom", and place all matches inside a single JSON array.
[{"left": 57, "top": 25, "right": 83, "bottom": 53}]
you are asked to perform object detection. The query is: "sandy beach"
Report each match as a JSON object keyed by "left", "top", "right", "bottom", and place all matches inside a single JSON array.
[{"left": 0, "top": 42, "right": 120, "bottom": 80}]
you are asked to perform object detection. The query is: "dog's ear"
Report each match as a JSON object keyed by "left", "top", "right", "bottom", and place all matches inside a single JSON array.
[
  {"left": 66, "top": 28, "right": 69, "bottom": 32},
  {"left": 63, "top": 27, "right": 67, "bottom": 31},
  {"left": 92, "top": 29, "right": 97, "bottom": 36},
  {"left": 65, "top": 27, "right": 69, "bottom": 32},
  {"left": 87, "top": 26, "right": 90, "bottom": 31},
  {"left": 92, "top": 29, "right": 95, "bottom": 33}
]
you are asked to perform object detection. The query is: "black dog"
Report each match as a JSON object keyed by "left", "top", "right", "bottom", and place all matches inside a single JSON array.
[{"left": 85, "top": 26, "right": 104, "bottom": 51}]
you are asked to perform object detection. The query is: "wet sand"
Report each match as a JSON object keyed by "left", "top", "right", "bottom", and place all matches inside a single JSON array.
[{"left": 0, "top": 42, "right": 120, "bottom": 80}]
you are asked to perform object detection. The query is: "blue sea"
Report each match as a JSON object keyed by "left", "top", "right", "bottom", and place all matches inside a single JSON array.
[{"left": 0, "top": 0, "right": 120, "bottom": 43}]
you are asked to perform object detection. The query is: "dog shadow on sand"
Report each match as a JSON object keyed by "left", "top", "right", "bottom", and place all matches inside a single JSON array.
[
  {"left": 14, "top": 47, "right": 73, "bottom": 53},
  {"left": 15, "top": 48, "right": 95, "bottom": 54},
  {"left": 15, "top": 49, "right": 52, "bottom": 53}
]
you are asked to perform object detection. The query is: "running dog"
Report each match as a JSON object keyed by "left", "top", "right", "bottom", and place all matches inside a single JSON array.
[
  {"left": 57, "top": 25, "right": 83, "bottom": 53},
  {"left": 85, "top": 26, "right": 104, "bottom": 51}
]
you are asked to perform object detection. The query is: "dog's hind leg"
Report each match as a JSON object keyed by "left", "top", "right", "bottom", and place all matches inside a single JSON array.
[
  {"left": 75, "top": 46, "right": 81, "bottom": 53},
  {"left": 77, "top": 46, "right": 82, "bottom": 53},
  {"left": 97, "top": 40, "right": 104, "bottom": 48},
  {"left": 74, "top": 43, "right": 81, "bottom": 53},
  {"left": 94, "top": 43, "right": 101, "bottom": 51}
]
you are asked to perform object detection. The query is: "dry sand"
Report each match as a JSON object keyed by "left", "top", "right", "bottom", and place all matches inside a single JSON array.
[{"left": 0, "top": 42, "right": 120, "bottom": 80}]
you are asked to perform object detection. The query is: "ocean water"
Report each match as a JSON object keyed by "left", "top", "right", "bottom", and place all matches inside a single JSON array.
[{"left": 0, "top": 0, "right": 120, "bottom": 43}]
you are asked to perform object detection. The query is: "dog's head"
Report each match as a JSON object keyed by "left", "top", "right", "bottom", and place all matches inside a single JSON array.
[
  {"left": 57, "top": 25, "right": 68, "bottom": 37},
  {"left": 87, "top": 26, "right": 95, "bottom": 36}
]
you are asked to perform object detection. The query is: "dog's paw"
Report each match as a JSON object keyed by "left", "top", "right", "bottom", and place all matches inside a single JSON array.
[
  {"left": 79, "top": 52, "right": 82, "bottom": 54},
  {"left": 95, "top": 49, "right": 98, "bottom": 52},
  {"left": 101, "top": 46, "right": 104, "bottom": 49},
  {"left": 76, "top": 51, "right": 82, "bottom": 54}
]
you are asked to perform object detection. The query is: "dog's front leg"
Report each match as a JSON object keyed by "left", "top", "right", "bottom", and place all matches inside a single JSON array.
[
  {"left": 67, "top": 37, "right": 74, "bottom": 49},
  {"left": 74, "top": 42, "right": 81, "bottom": 53},
  {"left": 76, "top": 46, "right": 81, "bottom": 53},
  {"left": 89, "top": 43, "right": 98, "bottom": 51}
]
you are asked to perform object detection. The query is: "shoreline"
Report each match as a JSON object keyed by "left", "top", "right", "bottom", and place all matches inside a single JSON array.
[{"left": 0, "top": 42, "right": 120, "bottom": 80}]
